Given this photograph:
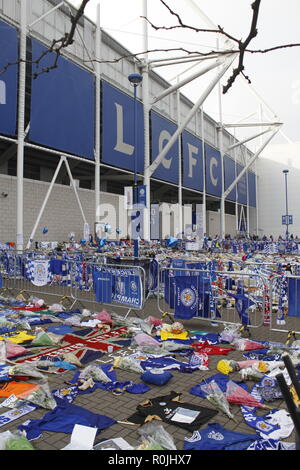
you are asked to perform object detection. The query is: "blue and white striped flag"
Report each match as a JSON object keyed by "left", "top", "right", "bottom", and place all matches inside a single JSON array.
[{"left": 25, "top": 259, "right": 52, "bottom": 286}]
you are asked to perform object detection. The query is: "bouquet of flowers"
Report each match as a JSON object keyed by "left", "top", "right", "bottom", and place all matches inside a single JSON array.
[
  {"left": 225, "top": 380, "right": 271, "bottom": 409},
  {"left": 200, "top": 380, "right": 236, "bottom": 422}
]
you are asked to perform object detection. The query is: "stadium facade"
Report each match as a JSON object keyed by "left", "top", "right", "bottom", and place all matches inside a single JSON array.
[{"left": 0, "top": 0, "right": 270, "bottom": 247}]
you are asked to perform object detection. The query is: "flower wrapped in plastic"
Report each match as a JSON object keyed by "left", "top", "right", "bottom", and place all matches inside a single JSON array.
[
  {"left": 225, "top": 380, "right": 271, "bottom": 409},
  {"left": 79, "top": 365, "right": 112, "bottom": 383},
  {"left": 136, "top": 422, "right": 177, "bottom": 451},
  {"left": 113, "top": 356, "right": 144, "bottom": 374},
  {"left": 239, "top": 367, "right": 265, "bottom": 381},
  {"left": 8, "top": 364, "right": 47, "bottom": 381},
  {"left": 219, "top": 324, "right": 241, "bottom": 343},
  {"left": 25, "top": 383, "right": 57, "bottom": 410},
  {"left": 200, "top": 380, "right": 236, "bottom": 422},
  {"left": 232, "top": 338, "right": 264, "bottom": 351}
]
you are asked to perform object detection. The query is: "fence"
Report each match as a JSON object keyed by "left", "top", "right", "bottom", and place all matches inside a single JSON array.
[
  {"left": 0, "top": 251, "right": 146, "bottom": 317},
  {"left": 157, "top": 264, "right": 267, "bottom": 331},
  {"left": 269, "top": 274, "right": 300, "bottom": 340}
]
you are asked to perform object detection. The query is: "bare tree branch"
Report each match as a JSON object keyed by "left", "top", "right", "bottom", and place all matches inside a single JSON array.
[
  {"left": 32, "top": 0, "right": 91, "bottom": 78},
  {"left": 1, "top": 0, "right": 300, "bottom": 97},
  {"left": 83, "top": 47, "right": 237, "bottom": 66},
  {"left": 142, "top": 0, "right": 240, "bottom": 45},
  {"left": 222, "top": 0, "right": 261, "bottom": 94}
]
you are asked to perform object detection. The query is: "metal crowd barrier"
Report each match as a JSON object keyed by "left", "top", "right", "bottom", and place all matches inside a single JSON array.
[
  {"left": 72, "top": 261, "right": 146, "bottom": 318},
  {"left": 157, "top": 265, "right": 267, "bottom": 331},
  {"left": 269, "top": 274, "right": 300, "bottom": 341},
  {"left": 0, "top": 251, "right": 146, "bottom": 317},
  {"left": 8, "top": 253, "right": 77, "bottom": 308}
]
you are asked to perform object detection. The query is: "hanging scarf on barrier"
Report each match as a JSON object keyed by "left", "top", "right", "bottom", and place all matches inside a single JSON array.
[{"left": 275, "top": 275, "right": 288, "bottom": 324}]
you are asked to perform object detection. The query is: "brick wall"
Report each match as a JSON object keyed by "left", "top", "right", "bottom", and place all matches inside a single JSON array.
[{"left": 0, "top": 174, "right": 127, "bottom": 244}]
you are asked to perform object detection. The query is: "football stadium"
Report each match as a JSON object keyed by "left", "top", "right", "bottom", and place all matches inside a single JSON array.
[{"left": 0, "top": 0, "right": 299, "bottom": 455}]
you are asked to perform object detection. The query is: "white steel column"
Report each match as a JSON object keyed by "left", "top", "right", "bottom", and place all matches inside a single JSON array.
[
  {"left": 201, "top": 107, "right": 207, "bottom": 236},
  {"left": 16, "top": 0, "right": 27, "bottom": 251},
  {"left": 176, "top": 79, "right": 183, "bottom": 238},
  {"left": 26, "top": 157, "right": 65, "bottom": 249},
  {"left": 94, "top": 3, "right": 101, "bottom": 224},
  {"left": 217, "top": 40, "right": 226, "bottom": 239},
  {"left": 221, "top": 127, "right": 280, "bottom": 207},
  {"left": 142, "top": 0, "right": 150, "bottom": 240},
  {"left": 145, "top": 54, "right": 237, "bottom": 179}
]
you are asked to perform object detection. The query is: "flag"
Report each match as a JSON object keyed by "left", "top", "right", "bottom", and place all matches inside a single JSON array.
[
  {"left": 227, "top": 290, "right": 256, "bottom": 326},
  {"left": 92, "top": 269, "right": 113, "bottom": 304},
  {"left": 148, "top": 258, "right": 159, "bottom": 291},
  {"left": 25, "top": 260, "right": 52, "bottom": 287},
  {"left": 174, "top": 276, "right": 199, "bottom": 319},
  {"left": 287, "top": 277, "right": 300, "bottom": 316}
]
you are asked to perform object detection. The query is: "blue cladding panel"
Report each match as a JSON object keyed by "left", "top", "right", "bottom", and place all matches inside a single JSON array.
[
  {"left": 151, "top": 111, "right": 179, "bottom": 184},
  {"left": 248, "top": 171, "right": 256, "bottom": 207},
  {"left": 224, "top": 155, "right": 236, "bottom": 202},
  {"left": 0, "top": 20, "right": 18, "bottom": 136},
  {"left": 29, "top": 40, "right": 95, "bottom": 159},
  {"left": 205, "top": 143, "right": 222, "bottom": 197},
  {"left": 182, "top": 130, "right": 204, "bottom": 191},
  {"left": 237, "top": 163, "right": 248, "bottom": 205},
  {"left": 102, "top": 80, "right": 144, "bottom": 172}
]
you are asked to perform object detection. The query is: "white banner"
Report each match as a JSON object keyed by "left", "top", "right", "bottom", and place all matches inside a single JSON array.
[
  {"left": 83, "top": 222, "right": 90, "bottom": 241},
  {"left": 196, "top": 204, "right": 205, "bottom": 238},
  {"left": 124, "top": 186, "right": 133, "bottom": 210}
]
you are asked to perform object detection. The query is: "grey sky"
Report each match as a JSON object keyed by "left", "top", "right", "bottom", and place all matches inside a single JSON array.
[{"left": 71, "top": 0, "right": 300, "bottom": 144}]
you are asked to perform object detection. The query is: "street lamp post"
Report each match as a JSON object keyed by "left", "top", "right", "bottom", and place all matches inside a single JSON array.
[
  {"left": 128, "top": 73, "right": 143, "bottom": 257},
  {"left": 283, "top": 169, "right": 289, "bottom": 240}
]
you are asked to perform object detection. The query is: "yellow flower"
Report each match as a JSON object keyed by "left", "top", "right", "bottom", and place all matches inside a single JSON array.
[{"left": 217, "top": 360, "right": 233, "bottom": 375}]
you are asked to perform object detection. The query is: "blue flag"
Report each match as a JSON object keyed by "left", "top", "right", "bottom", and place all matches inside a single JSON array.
[
  {"left": 227, "top": 290, "right": 256, "bottom": 325},
  {"left": 174, "top": 276, "right": 200, "bottom": 319},
  {"left": 93, "top": 269, "right": 113, "bottom": 304},
  {"left": 149, "top": 259, "right": 159, "bottom": 291},
  {"left": 288, "top": 277, "right": 300, "bottom": 316}
]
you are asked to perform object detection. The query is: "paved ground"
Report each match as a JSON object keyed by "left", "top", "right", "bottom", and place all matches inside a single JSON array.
[{"left": 0, "top": 293, "right": 297, "bottom": 451}]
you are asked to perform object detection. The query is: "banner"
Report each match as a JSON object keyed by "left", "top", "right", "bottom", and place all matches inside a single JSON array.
[
  {"left": 151, "top": 111, "right": 179, "bottom": 184},
  {"left": 136, "top": 185, "right": 147, "bottom": 208},
  {"left": 0, "top": 20, "right": 18, "bottom": 136},
  {"left": 124, "top": 186, "right": 133, "bottom": 210},
  {"left": 102, "top": 80, "right": 144, "bottom": 172},
  {"left": 195, "top": 204, "right": 205, "bottom": 238},
  {"left": 182, "top": 131, "right": 204, "bottom": 191},
  {"left": 150, "top": 203, "right": 160, "bottom": 240},
  {"left": 248, "top": 171, "right": 257, "bottom": 207},
  {"left": 237, "top": 163, "right": 248, "bottom": 205},
  {"left": 83, "top": 223, "right": 90, "bottom": 241},
  {"left": 93, "top": 267, "right": 143, "bottom": 309},
  {"left": 205, "top": 144, "right": 222, "bottom": 197},
  {"left": 29, "top": 39, "right": 95, "bottom": 159},
  {"left": 224, "top": 155, "right": 237, "bottom": 202},
  {"left": 288, "top": 278, "right": 300, "bottom": 317}
]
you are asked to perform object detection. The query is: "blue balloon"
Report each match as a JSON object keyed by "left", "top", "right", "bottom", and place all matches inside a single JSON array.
[
  {"left": 43, "top": 227, "right": 48, "bottom": 234},
  {"left": 98, "top": 238, "right": 106, "bottom": 247},
  {"left": 80, "top": 239, "right": 86, "bottom": 244},
  {"left": 166, "top": 237, "right": 178, "bottom": 247},
  {"left": 116, "top": 228, "right": 121, "bottom": 234}
]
